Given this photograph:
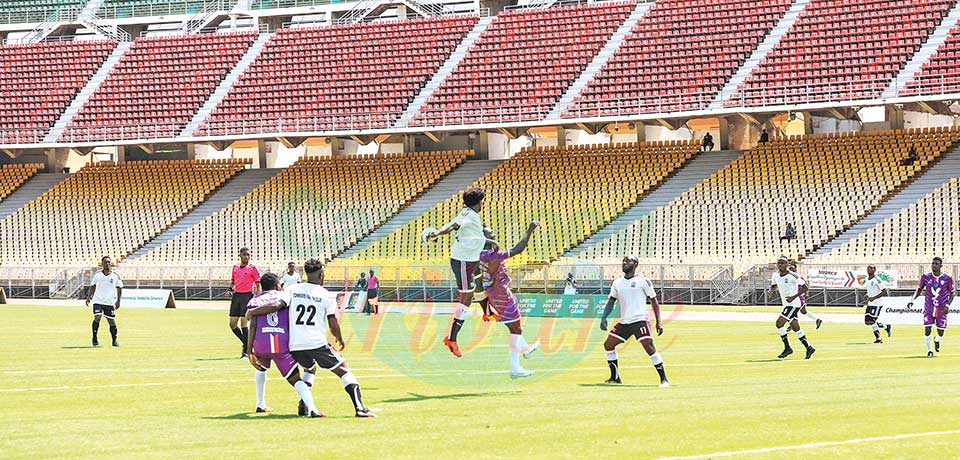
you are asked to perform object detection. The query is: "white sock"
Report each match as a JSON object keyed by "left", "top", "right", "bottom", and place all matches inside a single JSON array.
[
  {"left": 795, "top": 328, "right": 806, "bottom": 340},
  {"left": 934, "top": 335, "right": 942, "bottom": 344},
  {"left": 508, "top": 334, "right": 521, "bottom": 353},
  {"left": 254, "top": 370, "right": 267, "bottom": 409},
  {"left": 302, "top": 369, "right": 316, "bottom": 387},
  {"left": 453, "top": 303, "right": 469, "bottom": 320},
  {"left": 650, "top": 352, "right": 663, "bottom": 366},
  {"left": 516, "top": 334, "right": 529, "bottom": 353},
  {"left": 510, "top": 351, "right": 521, "bottom": 373},
  {"left": 606, "top": 350, "right": 618, "bottom": 361},
  {"left": 805, "top": 311, "right": 819, "bottom": 322},
  {"left": 925, "top": 335, "right": 933, "bottom": 352},
  {"left": 341, "top": 371, "right": 359, "bottom": 387},
  {"left": 778, "top": 326, "right": 788, "bottom": 336},
  {"left": 871, "top": 323, "right": 880, "bottom": 331},
  {"left": 294, "top": 380, "right": 318, "bottom": 413}
]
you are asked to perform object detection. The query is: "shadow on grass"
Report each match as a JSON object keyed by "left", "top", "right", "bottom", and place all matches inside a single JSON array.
[
  {"left": 62, "top": 346, "right": 98, "bottom": 349},
  {"left": 744, "top": 359, "right": 785, "bottom": 363},
  {"left": 902, "top": 355, "right": 937, "bottom": 360},
  {"left": 195, "top": 357, "right": 238, "bottom": 361},
  {"left": 380, "top": 391, "right": 516, "bottom": 404},
  {"left": 846, "top": 342, "right": 875, "bottom": 345},
  {"left": 578, "top": 383, "right": 663, "bottom": 388},
  {"left": 201, "top": 413, "right": 357, "bottom": 420}
]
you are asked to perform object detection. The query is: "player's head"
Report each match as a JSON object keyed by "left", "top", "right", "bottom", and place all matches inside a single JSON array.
[
  {"left": 463, "top": 187, "right": 485, "bottom": 211},
  {"left": 788, "top": 260, "right": 798, "bottom": 272},
  {"left": 867, "top": 265, "right": 876, "bottom": 276},
  {"left": 101, "top": 256, "right": 111, "bottom": 271},
  {"left": 482, "top": 224, "right": 498, "bottom": 250},
  {"left": 287, "top": 262, "right": 295, "bottom": 273},
  {"left": 932, "top": 257, "right": 943, "bottom": 273},
  {"left": 239, "top": 247, "right": 251, "bottom": 264},
  {"left": 259, "top": 273, "right": 279, "bottom": 291},
  {"left": 621, "top": 255, "right": 638, "bottom": 274},
  {"left": 776, "top": 256, "right": 789, "bottom": 273},
  {"left": 304, "top": 258, "right": 324, "bottom": 283}
]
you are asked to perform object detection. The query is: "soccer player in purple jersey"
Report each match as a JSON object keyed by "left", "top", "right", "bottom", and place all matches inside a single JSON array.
[
  {"left": 245, "top": 273, "right": 322, "bottom": 417},
  {"left": 907, "top": 257, "right": 955, "bottom": 357},
  {"left": 479, "top": 222, "right": 541, "bottom": 378}
]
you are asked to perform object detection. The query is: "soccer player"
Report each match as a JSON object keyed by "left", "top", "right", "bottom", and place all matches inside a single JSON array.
[
  {"left": 366, "top": 270, "right": 380, "bottom": 316},
  {"left": 788, "top": 261, "right": 822, "bottom": 329},
  {"left": 907, "top": 257, "right": 954, "bottom": 357},
  {"left": 425, "top": 187, "right": 486, "bottom": 358},
  {"left": 245, "top": 273, "right": 322, "bottom": 417},
  {"left": 247, "top": 259, "right": 376, "bottom": 418},
  {"left": 226, "top": 247, "right": 260, "bottom": 358},
  {"left": 599, "top": 256, "right": 669, "bottom": 387},
  {"left": 86, "top": 256, "right": 122, "bottom": 347},
  {"left": 479, "top": 222, "right": 541, "bottom": 378},
  {"left": 863, "top": 265, "right": 892, "bottom": 343},
  {"left": 769, "top": 257, "right": 815, "bottom": 359},
  {"left": 281, "top": 262, "right": 301, "bottom": 290}
]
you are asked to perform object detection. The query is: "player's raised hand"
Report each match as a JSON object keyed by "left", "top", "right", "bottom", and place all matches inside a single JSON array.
[{"left": 600, "top": 318, "right": 608, "bottom": 331}]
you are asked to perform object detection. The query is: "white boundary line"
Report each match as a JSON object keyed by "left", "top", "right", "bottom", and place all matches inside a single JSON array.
[{"left": 659, "top": 429, "right": 960, "bottom": 459}]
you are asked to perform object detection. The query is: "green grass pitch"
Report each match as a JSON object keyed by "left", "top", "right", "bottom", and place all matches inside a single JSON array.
[{"left": 0, "top": 304, "right": 958, "bottom": 459}]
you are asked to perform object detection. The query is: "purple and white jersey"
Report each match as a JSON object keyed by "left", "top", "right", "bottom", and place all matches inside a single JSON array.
[
  {"left": 247, "top": 290, "right": 290, "bottom": 356},
  {"left": 919, "top": 272, "right": 954, "bottom": 312},
  {"left": 480, "top": 248, "right": 520, "bottom": 322}
]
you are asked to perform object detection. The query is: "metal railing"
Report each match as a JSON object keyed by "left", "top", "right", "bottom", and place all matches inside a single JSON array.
[
  {"left": 77, "top": 10, "right": 132, "bottom": 41},
  {"left": 97, "top": 0, "right": 223, "bottom": 19},
  {"left": 16, "top": 7, "right": 80, "bottom": 43}
]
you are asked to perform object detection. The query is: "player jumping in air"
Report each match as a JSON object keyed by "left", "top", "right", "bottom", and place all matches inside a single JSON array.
[
  {"left": 247, "top": 259, "right": 376, "bottom": 418},
  {"left": 600, "top": 256, "right": 669, "bottom": 387},
  {"left": 863, "top": 265, "right": 892, "bottom": 343},
  {"left": 86, "top": 256, "right": 122, "bottom": 347},
  {"left": 479, "top": 222, "right": 541, "bottom": 378},
  {"left": 788, "top": 261, "right": 822, "bottom": 329},
  {"left": 425, "top": 187, "right": 487, "bottom": 358},
  {"left": 244, "top": 273, "right": 322, "bottom": 417},
  {"left": 907, "top": 257, "right": 954, "bottom": 357},
  {"left": 769, "top": 257, "right": 815, "bottom": 359}
]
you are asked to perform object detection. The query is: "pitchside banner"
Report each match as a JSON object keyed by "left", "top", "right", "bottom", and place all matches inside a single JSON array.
[
  {"left": 340, "top": 291, "right": 367, "bottom": 313},
  {"left": 515, "top": 294, "right": 619, "bottom": 318},
  {"left": 808, "top": 269, "right": 900, "bottom": 289},
  {"left": 120, "top": 289, "right": 175, "bottom": 308},
  {"left": 877, "top": 297, "right": 960, "bottom": 325}
]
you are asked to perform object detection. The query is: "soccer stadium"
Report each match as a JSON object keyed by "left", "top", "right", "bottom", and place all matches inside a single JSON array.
[{"left": 1, "top": 0, "right": 959, "bottom": 457}]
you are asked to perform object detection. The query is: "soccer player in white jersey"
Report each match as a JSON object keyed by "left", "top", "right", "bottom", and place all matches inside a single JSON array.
[
  {"left": 863, "top": 265, "right": 892, "bottom": 343},
  {"left": 281, "top": 262, "right": 301, "bottom": 290},
  {"left": 769, "top": 257, "right": 815, "bottom": 359},
  {"left": 424, "top": 187, "right": 486, "bottom": 358},
  {"left": 599, "top": 256, "right": 669, "bottom": 387},
  {"left": 86, "top": 256, "right": 123, "bottom": 347},
  {"left": 246, "top": 259, "right": 375, "bottom": 418}
]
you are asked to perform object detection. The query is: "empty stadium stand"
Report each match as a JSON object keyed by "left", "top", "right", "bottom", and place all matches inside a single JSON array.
[
  {"left": 0, "top": 159, "right": 249, "bottom": 267},
  {"left": 0, "top": 40, "right": 116, "bottom": 143},
  {"left": 196, "top": 17, "right": 477, "bottom": 136},
  {"left": 0, "top": 163, "right": 42, "bottom": 202},
  {"left": 411, "top": 1, "right": 634, "bottom": 126},
  {"left": 125, "top": 151, "right": 470, "bottom": 270},
  {"left": 729, "top": 0, "right": 955, "bottom": 106},
  {"left": 902, "top": 25, "right": 960, "bottom": 95},
  {"left": 578, "top": 127, "right": 960, "bottom": 272},
  {"left": 335, "top": 140, "right": 700, "bottom": 277},
  {"left": 61, "top": 31, "right": 257, "bottom": 141},
  {"left": 0, "top": 0, "right": 83, "bottom": 24},
  {"left": 569, "top": 0, "right": 793, "bottom": 117}
]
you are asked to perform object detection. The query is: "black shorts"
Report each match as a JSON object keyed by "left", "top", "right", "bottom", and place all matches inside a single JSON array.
[
  {"left": 367, "top": 288, "right": 379, "bottom": 299},
  {"left": 780, "top": 306, "right": 801, "bottom": 321},
  {"left": 450, "top": 258, "right": 480, "bottom": 293},
  {"left": 609, "top": 320, "right": 652, "bottom": 342},
  {"left": 229, "top": 292, "right": 254, "bottom": 317},
  {"left": 292, "top": 345, "right": 345, "bottom": 371},
  {"left": 865, "top": 305, "right": 882, "bottom": 319},
  {"left": 93, "top": 303, "right": 116, "bottom": 319}
]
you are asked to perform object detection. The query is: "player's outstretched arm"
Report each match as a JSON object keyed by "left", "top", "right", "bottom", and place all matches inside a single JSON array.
[
  {"left": 86, "top": 284, "right": 96, "bottom": 307},
  {"left": 907, "top": 281, "right": 925, "bottom": 307},
  {"left": 599, "top": 298, "right": 616, "bottom": 331},
  {"left": 434, "top": 221, "right": 460, "bottom": 237},
  {"left": 651, "top": 296, "right": 663, "bottom": 335},
  {"left": 115, "top": 286, "right": 122, "bottom": 310},
  {"left": 245, "top": 301, "right": 284, "bottom": 321},
  {"left": 328, "top": 315, "right": 345, "bottom": 351},
  {"left": 506, "top": 221, "right": 539, "bottom": 258}
]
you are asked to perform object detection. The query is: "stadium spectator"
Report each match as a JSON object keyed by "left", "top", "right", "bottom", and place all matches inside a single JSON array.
[
  {"left": 702, "top": 132, "right": 715, "bottom": 151},
  {"left": 900, "top": 145, "right": 918, "bottom": 166},
  {"left": 563, "top": 273, "right": 578, "bottom": 295},
  {"left": 355, "top": 272, "right": 367, "bottom": 290},
  {"left": 759, "top": 128, "right": 769, "bottom": 143},
  {"left": 780, "top": 223, "right": 797, "bottom": 241}
]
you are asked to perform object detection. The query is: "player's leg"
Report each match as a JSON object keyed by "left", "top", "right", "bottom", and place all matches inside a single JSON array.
[
  {"left": 775, "top": 314, "right": 792, "bottom": 358},
  {"left": 604, "top": 326, "right": 625, "bottom": 384},
  {"left": 865, "top": 306, "right": 883, "bottom": 343},
  {"left": 291, "top": 353, "right": 319, "bottom": 416},
  {"left": 790, "top": 317, "right": 815, "bottom": 359},
  {"left": 253, "top": 357, "right": 271, "bottom": 412},
  {"left": 924, "top": 325, "right": 934, "bottom": 356},
  {"left": 801, "top": 306, "right": 822, "bottom": 329},
  {"left": 934, "top": 315, "right": 947, "bottom": 353},
  {"left": 329, "top": 362, "right": 375, "bottom": 417},
  {"left": 91, "top": 305, "right": 102, "bottom": 347},
  {"left": 444, "top": 260, "right": 475, "bottom": 357},
  {"left": 239, "top": 315, "right": 249, "bottom": 357},
  {"left": 639, "top": 329, "right": 668, "bottom": 387},
  {"left": 505, "top": 320, "right": 535, "bottom": 378},
  {"left": 229, "top": 315, "right": 243, "bottom": 346},
  {"left": 279, "top": 357, "right": 322, "bottom": 418}
]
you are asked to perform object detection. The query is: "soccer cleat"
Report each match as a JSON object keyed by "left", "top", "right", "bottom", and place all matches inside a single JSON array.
[
  {"left": 873, "top": 338, "right": 883, "bottom": 344},
  {"left": 885, "top": 324, "right": 892, "bottom": 337},
  {"left": 355, "top": 409, "right": 377, "bottom": 418},
  {"left": 443, "top": 337, "right": 462, "bottom": 358},
  {"left": 777, "top": 347, "right": 794, "bottom": 359},
  {"left": 298, "top": 400, "right": 307, "bottom": 417},
  {"left": 309, "top": 411, "right": 326, "bottom": 418},
  {"left": 604, "top": 377, "right": 622, "bottom": 384},
  {"left": 935, "top": 341, "right": 941, "bottom": 353},
  {"left": 659, "top": 380, "right": 670, "bottom": 388},
  {"left": 112, "top": 340, "right": 120, "bottom": 347},
  {"left": 255, "top": 406, "right": 273, "bottom": 413},
  {"left": 522, "top": 342, "right": 540, "bottom": 359},
  {"left": 482, "top": 313, "right": 501, "bottom": 322},
  {"left": 928, "top": 351, "right": 935, "bottom": 358},
  {"left": 815, "top": 319, "right": 823, "bottom": 330},
  {"left": 510, "top": 369, "right": 534, "bottom": 379},
  {"left": 805, "top": 347, "right": 816, "bottom": 359},
  {"left": 92, "top": 339, "right": 100, "bottom": 347},
  {"left": 241, "top": 351, "right": 248, "bottom": 359}
]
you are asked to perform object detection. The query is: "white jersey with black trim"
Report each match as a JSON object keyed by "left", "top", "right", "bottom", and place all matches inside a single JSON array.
[
  {"left": 864, "top": 276, "right": 886, "bottom": 307},
  {"left": 90, "top": 270, "right": 123, "bottom": 305},
  {"left": 771, "top": 271, "right": 805, "bottom": 308},
  {"left": 608, "top": 274, "right": 657, "bottom": 324},
  {"left": 284, "top": 282, "right": 338, "bottom": 351}
]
